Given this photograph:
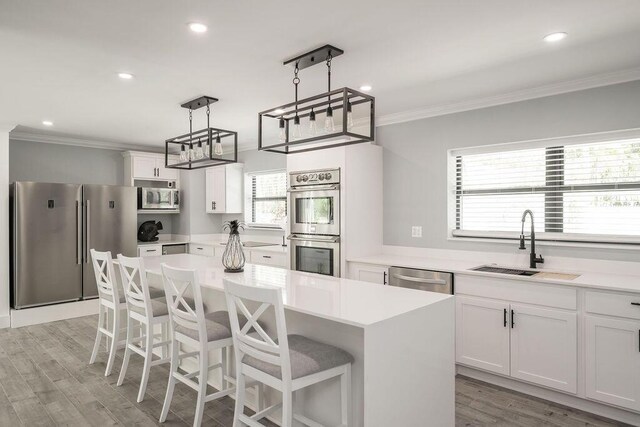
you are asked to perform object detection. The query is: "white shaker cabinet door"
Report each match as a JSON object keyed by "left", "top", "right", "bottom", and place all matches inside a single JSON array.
[
  {"left": 585, "top": 315, "right": 640, "bottom": 411},
  {"left": 456, "top": 296, "right": 510, "bottom": 375},
  {"left": 133, "top": 156, "right": 157, "bottom": 179},
  {"left": 509, "top": 304, "right": 577, "bottom": 393}
]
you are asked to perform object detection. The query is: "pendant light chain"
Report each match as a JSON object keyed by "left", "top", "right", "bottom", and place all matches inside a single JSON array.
[{"left": 293, "top": 62, "right": 300, "bottom": 119}]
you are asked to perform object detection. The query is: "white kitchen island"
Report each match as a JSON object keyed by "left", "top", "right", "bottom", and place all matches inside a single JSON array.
[{"left": 142, "top": 254, "right": 455, "bottom": 427}]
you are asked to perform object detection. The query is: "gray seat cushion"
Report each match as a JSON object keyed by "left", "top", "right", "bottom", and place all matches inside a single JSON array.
[
  {"left": 243, "top": 334, "right": 354, "bottom": 380},
  {"left": 130, "top": 298, "right": 169, "bottom": 317},
  {"left": 174, "top": 311, "right": 240, "bottom": 342}
]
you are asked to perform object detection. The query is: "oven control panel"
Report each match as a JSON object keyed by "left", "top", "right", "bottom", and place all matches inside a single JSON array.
[{"left": 290, "top": 168, "right": 340, "bottom": 186}]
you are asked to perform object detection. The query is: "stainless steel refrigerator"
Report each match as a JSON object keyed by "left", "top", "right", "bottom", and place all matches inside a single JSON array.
[{"left": 11, "top": 182, "right": 137, "bottom": 309}]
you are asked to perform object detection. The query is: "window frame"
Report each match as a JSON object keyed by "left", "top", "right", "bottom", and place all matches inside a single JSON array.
[
  {"left": 244, "top": 169, "right": 288, "bottom": 229},
  {"left": 449, "top": 129, "right": 640, "bottom": 246}
]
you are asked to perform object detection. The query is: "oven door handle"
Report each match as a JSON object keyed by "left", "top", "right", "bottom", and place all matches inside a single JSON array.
[
  {"left": 288, "top": 185, "right": 338, "bottom": 192},
  {"left": 288, "top": 235, "right": 340, "bottom": 243},
  {"left": 390, "top": 273, "right": 447, "bottom": 285}
]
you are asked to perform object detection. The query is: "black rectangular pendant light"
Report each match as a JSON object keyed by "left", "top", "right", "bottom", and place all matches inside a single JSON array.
[
  {"left": 165, "top": 96, "right": 238, "bottom": 170},
  {"left": 258, "top": 45, "right": 375, "bottom": 154}
]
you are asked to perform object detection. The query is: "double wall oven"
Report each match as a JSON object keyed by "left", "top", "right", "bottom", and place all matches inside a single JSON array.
[{"left": 288, "top": 168, "right": 341, "bottom": 277}]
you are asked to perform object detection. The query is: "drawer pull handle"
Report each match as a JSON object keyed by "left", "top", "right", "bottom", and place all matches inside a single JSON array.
[
  {"left": 511, "top": 309, "right": 515, "bottom": 328},
  {"left": 503, "top": 308, "right": 507, "bottom": 328},
  {"left": 631, "top": 302, "right": 640, "bottom": 306},
  {"left": 147, "top": 249, "right": 157, "bottom": 252},
  {"left": 262, "top": 256, "right": 272, "bottom": 259}
]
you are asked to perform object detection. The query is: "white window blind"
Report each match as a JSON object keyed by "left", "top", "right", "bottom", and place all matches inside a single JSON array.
[
  {"left": 246, "top": 170, "right": 287, "bottom": 226},
  {"left": 453, "top": 138, "right": 640, "bottom": 244}
]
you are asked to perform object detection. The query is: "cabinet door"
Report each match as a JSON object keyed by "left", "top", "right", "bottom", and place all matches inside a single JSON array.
[
  {"left": 156, "top": 159, "right": 179, "bottom": 180},
  {"left": 352, "top": 264, "right": 388, "bottom": 285},
  {"left": 456, "top": 296, "right": 510, "bottom": 375},
  {"left": 510, "top": 304, "right": 577, "bottom": 393},
  {"left": 585, "top": 315, "right": 640, "bottom": 411},
  {"left": 250, "top": 251, "right": 287, "bottom": 268},
  {"left": 133, "top": 156, "right": 158, "bottom": 179},
  {"left": 205, "top": 167, "right": 226, "bottom": 213}
]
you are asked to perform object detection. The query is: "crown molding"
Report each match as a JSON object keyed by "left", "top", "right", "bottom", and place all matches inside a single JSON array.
[
  {"left": 377, "top": 67, "right": 640, "bottom": 127},
  {"left": 9, "top": 129, "right": 160, "bottom": 153}
]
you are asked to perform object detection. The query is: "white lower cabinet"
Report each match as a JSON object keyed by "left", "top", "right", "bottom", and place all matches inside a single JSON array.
[
  {"left": 347, "top": 262, "right": 389, "bottom": 285},
  {"left": 138, "top": 245, "right": 162, "bottom": 257},
  {"left": 250, "top": 251, "right": 287, "bottom": 268},
  {"left": 456, "top": 294, "right": 578, "bottom": 394},
  {"left": 585, "top": 315, "right": 640, "bottom": 411},
  {"left": 456, "top": 296, "right": 510, "bottom": 375},
  {"left": 510, "top": 304, "right": 577, "bottom": 393}
]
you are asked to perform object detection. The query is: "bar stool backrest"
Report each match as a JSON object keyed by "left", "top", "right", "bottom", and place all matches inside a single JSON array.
[
  {"left": 160, "top": 264, "right": 207, "bottom": 343},
  {"left": 223, "top": 279, "right": 292, "bottom": 383},
  {"left": 117, "top": 254, "right": 153, "bottom": 317},
  {"left": 90, "top": 249, "right": 120, "bottom": 304}
]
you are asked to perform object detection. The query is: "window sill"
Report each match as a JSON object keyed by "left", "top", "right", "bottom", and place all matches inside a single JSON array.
[{"left": 447, "top": 235, "right": 640, "bottom": 251}]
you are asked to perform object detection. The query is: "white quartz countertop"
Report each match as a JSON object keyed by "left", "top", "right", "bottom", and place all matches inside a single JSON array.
[
  {"left": 189, "top": 240, "right": 289, "bottom": 254},
  {"left": 348, "top": 254, "right": 640, "bottom": 294},
  {"left": 138, "top": 238, "right": 190, "bottom": 246},
  {"left": 140, "top": 254, "right": 452, "bottom": 328}
]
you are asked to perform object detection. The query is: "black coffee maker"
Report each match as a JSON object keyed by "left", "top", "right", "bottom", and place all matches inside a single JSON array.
[{"left": 137, "top": 220, "right": 163, "bottom": 242}]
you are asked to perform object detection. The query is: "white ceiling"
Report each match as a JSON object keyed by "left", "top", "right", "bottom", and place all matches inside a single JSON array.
[{"left": 2, "top": 1, "right": 640, "bottom": 150}]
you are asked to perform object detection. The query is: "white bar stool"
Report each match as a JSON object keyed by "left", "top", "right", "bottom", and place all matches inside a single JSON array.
[
  {"left": 224, "top": 278, "right": 354, "bottom": 427},
  {"left": 88, "top": 249, "right": 127, "bottom": 376},
  {"left": 160, "top": 264, "right": 251, "bottom": 427},
  {"left": 116, "top": 254, "right": 172, "bottom": 403}
]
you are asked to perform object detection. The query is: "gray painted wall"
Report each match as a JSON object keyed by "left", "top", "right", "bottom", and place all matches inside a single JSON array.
[{"left": 378, "top": 79, "right": 640, "bottom": 262}]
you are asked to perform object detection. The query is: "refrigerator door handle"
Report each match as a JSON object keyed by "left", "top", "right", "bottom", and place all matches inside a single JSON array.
[
  {"left": 77, "top": 200, "right": 82, "bottom": 264},
  {"left": 85, "top": 200, "right": 90, "bottom": 263}
]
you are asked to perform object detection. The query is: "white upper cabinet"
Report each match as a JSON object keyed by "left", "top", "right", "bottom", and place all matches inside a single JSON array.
[
  {"left": 509, "top": 304, "right": 577, "bottom": 393},
  {"left": 456, "top": 295, "right": 510, "bottom": 375},
  {"left": 124, "top": 151, "right": 179, "bottom": 185},
  {"left": 205, "top": 163, "right": 243, "bottom": 214}
]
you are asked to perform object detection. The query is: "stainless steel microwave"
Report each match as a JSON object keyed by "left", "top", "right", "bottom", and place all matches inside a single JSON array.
[{"left": 137, "top": 187, "right": 180, "bottom": 211}]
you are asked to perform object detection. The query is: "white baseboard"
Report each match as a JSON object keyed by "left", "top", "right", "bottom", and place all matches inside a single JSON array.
[
  {"left": 457, "top": 366, "right": 640, "bottom": 426},
  {"left": 11, "top": 299, "right": 100, "bottom": 328},
  {"left": 0, "top": 315, "right": 10, "bottom": 329}
]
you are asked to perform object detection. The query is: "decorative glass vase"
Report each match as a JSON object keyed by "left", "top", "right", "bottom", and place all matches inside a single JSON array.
[{"left": 222, "top": 220, "right": 245, "bottom": 273}]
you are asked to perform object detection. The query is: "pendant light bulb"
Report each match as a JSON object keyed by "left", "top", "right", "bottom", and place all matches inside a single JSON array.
[
  {"left": 214, "top": 135, "right": 224, "bottom": 156},
  {"left": 346, "top": 102, "right": 354, "bottom": 130},
  {"left": 292, "top": 115, "right": 302, "bottom": 139},
  {"left": 324, "top": 105, "right": 335, "bottom": 133},
  {"left": 278, "top": 117, "right": 287, "bottom": 142},
  {"left": 308, "top": 109, "right": 317, "bottom": 136},
  {"left": 194, "top": 139, "right": 204, "bottom": 159},
  {"left": 179, "top": 144, "right": 188, "bottom": 162},
  {"left": 188, "top": 142, "right": 195, "bottom": 161}
]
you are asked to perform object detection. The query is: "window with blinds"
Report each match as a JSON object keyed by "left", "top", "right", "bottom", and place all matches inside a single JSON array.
[
  {"left": 246, "top": 170, "right": 287, "bottom": 226},
  {"left": 453, "top": 137, "right": 640, "bottom": 244}
]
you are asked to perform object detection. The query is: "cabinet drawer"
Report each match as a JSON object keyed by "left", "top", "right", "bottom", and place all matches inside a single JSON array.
[
  {"left": 456, "top": 274, "right": 577, "bottom": 310},
  {"left": 586, "top": 291, "right": 640, "bottom": 320},
  {"left": 189, "top": 244, "right": 215, "bottom": 257},
  {"left": 138, "top": 245, "right": 162, "bottom": 257},
  {"left": 251, "top": 251, "right": 287, "bottom": 268}
]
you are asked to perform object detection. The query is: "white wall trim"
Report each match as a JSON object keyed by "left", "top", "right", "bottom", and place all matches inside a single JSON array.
[
  {"left": 377, "top": 67, "right": 640, "bottom": 127},
  {"left": 0, "top": 315, "right": 10, "bottom": 329},
  {"left": 10, "top": 299, "right": 99, "bottom": 328},
  {"left": 10, "top": 129, "right": 158, "bottom": 152}
]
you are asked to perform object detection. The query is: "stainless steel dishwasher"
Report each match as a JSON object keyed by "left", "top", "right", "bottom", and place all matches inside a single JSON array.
[
  {"left": 388, "top": 266, "right": 453, "bottom": 294},
  {"left": 162, "top": 243, "right": 187, "bottom": 255}
]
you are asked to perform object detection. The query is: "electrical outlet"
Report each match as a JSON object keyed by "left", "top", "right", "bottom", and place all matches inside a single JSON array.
[{"left": 411, "top": 226, "right": 422, "bottom": 238}]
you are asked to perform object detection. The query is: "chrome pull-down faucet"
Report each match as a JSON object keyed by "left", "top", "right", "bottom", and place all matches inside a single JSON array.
[{"left": 519, "top": 209, "right": 544, "bottom": 269}]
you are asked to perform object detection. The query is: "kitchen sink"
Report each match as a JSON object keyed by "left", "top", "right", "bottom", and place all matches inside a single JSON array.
[
  {"left": 471, "top": 266, "right": 540, "bottom": 276},
  {"left": 470, "top": 265, "right": 581, "bottom": 280}
]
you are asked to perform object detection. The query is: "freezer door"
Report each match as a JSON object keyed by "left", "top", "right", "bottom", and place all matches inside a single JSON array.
[
  {"left": 12, "top": 182, "right": 83, "bottom": 308},
  {"left": 83, "top": 185, "right": 137, "bottom": 298}
]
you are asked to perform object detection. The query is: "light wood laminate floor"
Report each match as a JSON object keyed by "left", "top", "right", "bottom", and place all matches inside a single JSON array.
[{"left": 0, "top": 315, "right": 630, "bottom": 426}]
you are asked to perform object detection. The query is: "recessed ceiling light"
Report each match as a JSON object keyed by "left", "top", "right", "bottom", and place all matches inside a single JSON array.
[
  {"left": 359, "top": 85, "right": 372, "bottom": 92},
  {"left": 42, "top": 120, "right": 53, "bottom": 126},
  {"left": 189, "top": 23, "right": 208, "bottom": 33},
  {"left": 118, "top": 72, "right": 134, "bottom": 80},
  {"left": 543, "top": 32, "right": 568, "bottom": 43},
  {"left": 274, "top": 108, "right": 286, "bottom": 114}
]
